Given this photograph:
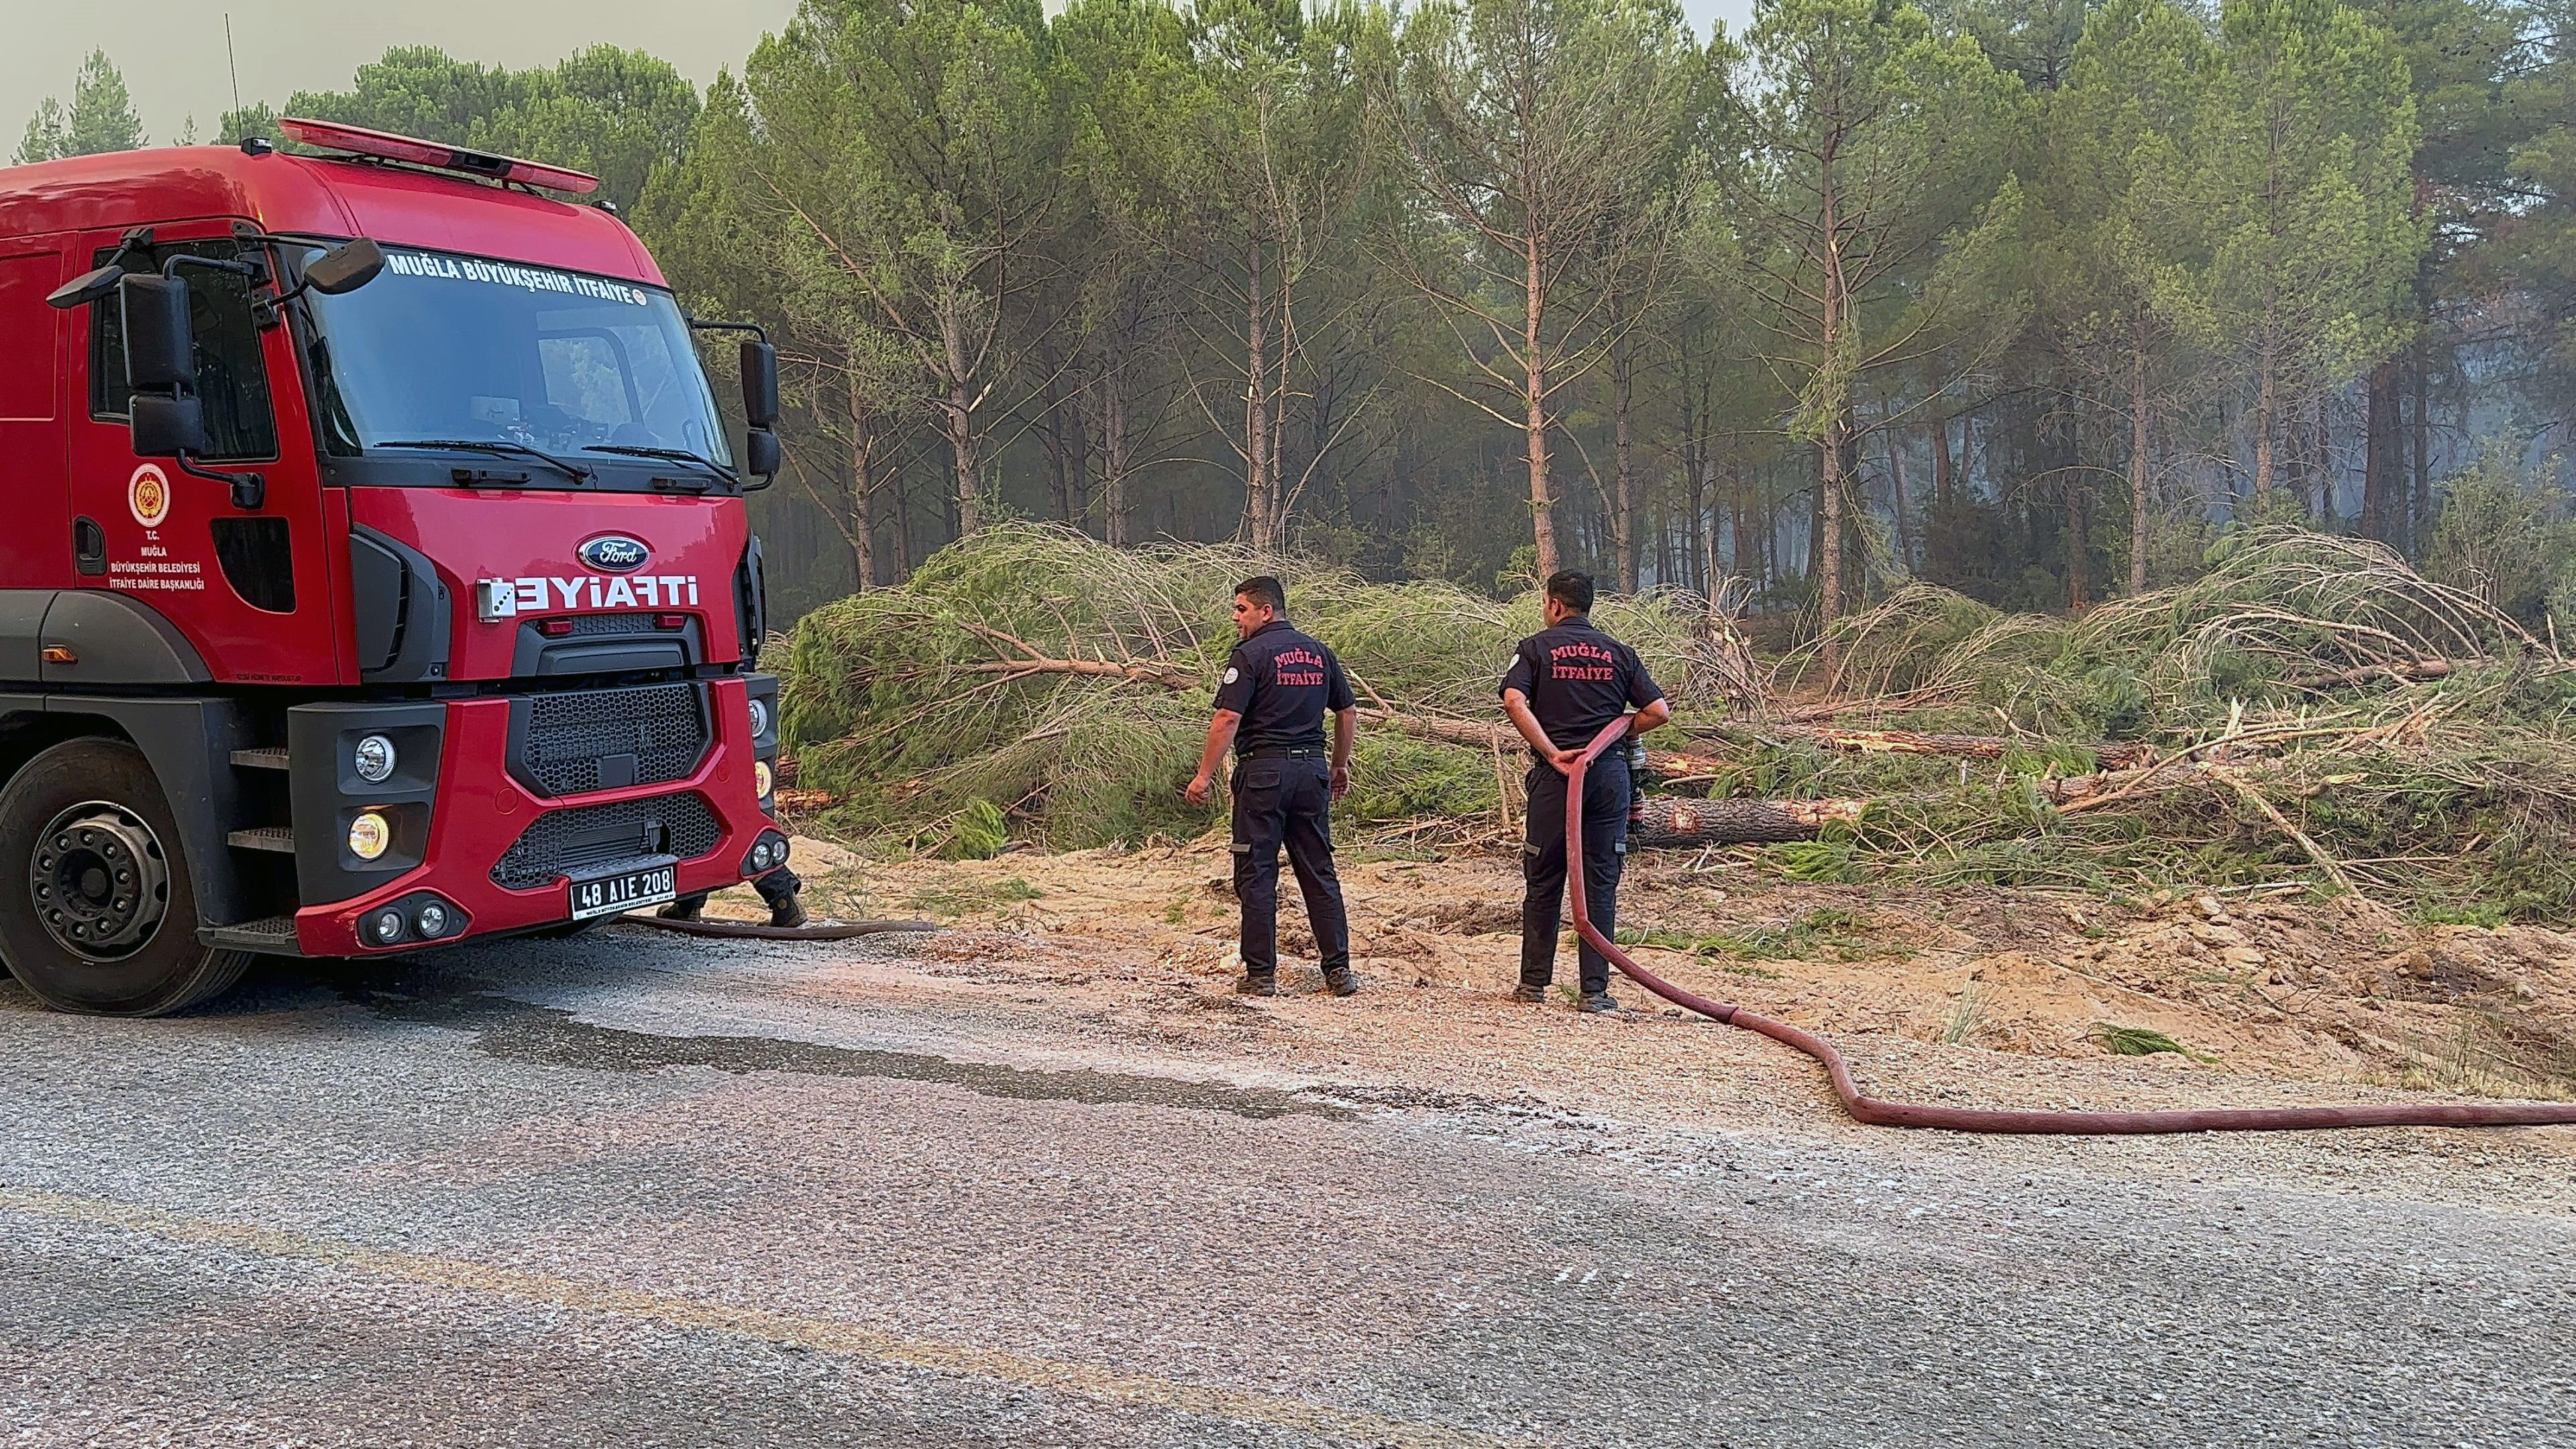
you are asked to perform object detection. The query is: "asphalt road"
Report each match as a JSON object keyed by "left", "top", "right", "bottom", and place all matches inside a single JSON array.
[{"left": 1, "top": 928, "right": 2569, "bottom": 1448}]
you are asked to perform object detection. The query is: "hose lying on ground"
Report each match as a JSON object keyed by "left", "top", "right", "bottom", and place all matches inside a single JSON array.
[
  {"left": 620, "top": 915, "right": 939, "bottom": 942},
  {"left": 1562, "top": 719, "right": 2576, "bottom": 1135}
]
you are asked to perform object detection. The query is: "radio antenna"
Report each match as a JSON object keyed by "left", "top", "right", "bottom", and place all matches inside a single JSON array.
[{"left": 225, "top": 13, "right": 242, "bottom": 118}]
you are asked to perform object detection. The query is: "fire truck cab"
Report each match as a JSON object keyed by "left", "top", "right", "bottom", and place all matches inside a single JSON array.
[{"left": 0, "top": 121, "right": 792, "bottom": 1015}]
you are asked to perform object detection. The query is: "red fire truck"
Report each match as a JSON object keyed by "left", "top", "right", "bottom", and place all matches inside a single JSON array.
[{"left": 0, "top": 119, "right": 796, "bottom": 1016}]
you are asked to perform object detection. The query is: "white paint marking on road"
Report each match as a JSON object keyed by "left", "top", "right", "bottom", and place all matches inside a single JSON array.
[{"left": 0, "top": 1184, "right": 1520, "bottom": 1449}]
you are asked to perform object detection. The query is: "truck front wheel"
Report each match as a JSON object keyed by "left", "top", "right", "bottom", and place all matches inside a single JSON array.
[{"left": 0, "top": 739, "right": 252, "bottom": 1016}]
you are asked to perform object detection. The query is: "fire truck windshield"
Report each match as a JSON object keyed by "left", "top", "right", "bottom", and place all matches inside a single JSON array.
[{"left": 297, "top": 244, "right": 735, "bottom": 482}]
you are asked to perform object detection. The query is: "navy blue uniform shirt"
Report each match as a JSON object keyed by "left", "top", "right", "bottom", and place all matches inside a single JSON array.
[
  {"left": 1214, "top": 619, "right": 1354, "bottom": 755},
  {"left": 1499, "top": 614, "right": 1666, "bottom": 752}
]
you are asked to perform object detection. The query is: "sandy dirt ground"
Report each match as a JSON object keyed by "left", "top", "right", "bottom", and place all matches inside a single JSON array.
[{"left": 686, "top": 831, "right": 2576, "bottom": 1210}]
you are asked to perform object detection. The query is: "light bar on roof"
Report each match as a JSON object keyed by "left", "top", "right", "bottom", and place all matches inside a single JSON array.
[{"left": 274, "top": 117, "right": 601, "bottom": 196}]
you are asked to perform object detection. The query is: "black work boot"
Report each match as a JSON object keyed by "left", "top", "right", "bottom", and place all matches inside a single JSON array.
[
  {"left": 754, "top": 869, "right": 807, "bottom": 928},
  {"left": 1322, "top": 965, "right": 1358, "bottom": 998},
  {"left": 659, "top": 892, "right": 708, "bottom": 922},
  {"left": 1511, "top": 983, "right": 1548, "bottom": 1004},
  {"left": 1236, "top": 971, "right": 1278, "bottom": 996},
  {"left": 1578, "top": 990, "right": 1621, "bottom": 1014}
]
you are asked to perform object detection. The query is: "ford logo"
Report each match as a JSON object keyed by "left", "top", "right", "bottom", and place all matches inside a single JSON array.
[{"left": 579, "top": 535, "right": 651, "bottom": 573}]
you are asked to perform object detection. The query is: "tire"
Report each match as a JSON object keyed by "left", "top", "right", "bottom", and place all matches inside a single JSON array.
[{"left": 0, "top": 739, "right": 252, "bottom": 1017}]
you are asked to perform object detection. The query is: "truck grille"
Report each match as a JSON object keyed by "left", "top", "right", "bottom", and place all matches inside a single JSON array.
[
  {"left": 490, "top": 792, "right": 722, "bottom": 890},
  {"left": 557, "top": 613, "right": 656, "bottom": 638},
  {"left": 511, "top": 682, "right": 710, "bottom": 797}
]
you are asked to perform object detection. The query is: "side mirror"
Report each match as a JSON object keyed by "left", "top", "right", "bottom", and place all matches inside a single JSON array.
[
  {"left": 741, "top": 340, "right": 780, "bottom": 431},
  {"left": 743, "top": 428, "right": 782, "bottom": 486},
  {"left": 46, "top": 264, "right": 124, "bottom": 311},
  {"left": 304, "top": 236, "right": 385, "bottom": 296},
  {"left": 120, "top": 274, "right": 198, "bottom": 392},
  {"left": 131, "top": 394, "right": 209, "bottom": 458}
]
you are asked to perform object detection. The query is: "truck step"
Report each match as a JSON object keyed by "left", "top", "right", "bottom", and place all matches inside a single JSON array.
[
  {"left": 225, "top": 827, "right": 296, "bottom": 853},
  {"left": 201, "top": 916, "right": 304, "bottom": 957},
  {"left": 229, "top": 747, "right": 291, "bottom": 771}
]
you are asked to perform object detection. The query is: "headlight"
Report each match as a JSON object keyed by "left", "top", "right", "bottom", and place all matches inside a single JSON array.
[
  {"left": 748, "top": 698, "right": 771, "bottom": 739},
  {"left": 347, "top": 811, "right": 392, "bottom": 861},
  {"left": 353, "top": 734, "right": 397, "bottom": 784},
  {"left": 754, "top": 760, "right": 774, "bottom": 798}
]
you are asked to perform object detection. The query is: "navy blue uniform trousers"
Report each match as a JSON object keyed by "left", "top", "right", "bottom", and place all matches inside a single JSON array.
[
  {"left": 1521, "top": 756, "right": 1629, "bottom": 995},
  {"left": 1232, "top": 755, "right": 1350, "bottom": 975}
]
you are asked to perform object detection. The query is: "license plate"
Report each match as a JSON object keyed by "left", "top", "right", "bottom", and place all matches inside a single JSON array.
[{"left": 567, "top": 863, "right": 677, "bottom": 921}]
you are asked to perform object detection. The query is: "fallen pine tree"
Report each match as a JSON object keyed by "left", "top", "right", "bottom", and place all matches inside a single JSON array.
[{"left": 777, "top": 525, "right": 2576, "bottom": 919}]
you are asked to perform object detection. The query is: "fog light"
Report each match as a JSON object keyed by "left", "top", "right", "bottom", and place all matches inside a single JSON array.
[
  {"left": 353, "top": 733, "right": 396, "bottom": 784},
  {"left": 347, "top": 811, "right": 392, "bottom": 861},
  {"left": 747, "top": 698, "right": 771, "bottom": 739},
  {"left": 415, "top": 902, "right": 449, "bottom": 938},
  {"left": 749, "top": 841, "right": 773, "bottom": 870},
  {"left": 754, "top": 759, "right": 774, "bottom": 798},
  {"left": 370, "top": 909, "right": 405, "bottom": 944}
]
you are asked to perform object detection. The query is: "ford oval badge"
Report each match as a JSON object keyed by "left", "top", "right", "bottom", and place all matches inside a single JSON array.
[{"left": 580, "top": 535, "right": 652, "bottom": 573}]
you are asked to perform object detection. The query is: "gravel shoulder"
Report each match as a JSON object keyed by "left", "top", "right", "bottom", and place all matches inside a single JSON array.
[{"left": 741, "top": 835, "right": 2576, "bottom": 1217}]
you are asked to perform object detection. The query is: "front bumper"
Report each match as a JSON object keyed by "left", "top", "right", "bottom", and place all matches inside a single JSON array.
[{"left": 285, "top": 674, "right": 783, "bottom": 955}]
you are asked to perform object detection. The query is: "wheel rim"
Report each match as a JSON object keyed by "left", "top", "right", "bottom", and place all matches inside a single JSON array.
[{"left": 30, "top": 801, "right": 172, "bottom": 960}]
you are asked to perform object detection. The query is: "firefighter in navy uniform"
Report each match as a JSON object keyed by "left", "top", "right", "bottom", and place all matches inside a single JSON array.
[
  {"left": 1501, "top": 570, "right": 1672, "bottom": 1011},
  {"left": 1184, "top": 576, "right": 1360, "bottom": 998}
]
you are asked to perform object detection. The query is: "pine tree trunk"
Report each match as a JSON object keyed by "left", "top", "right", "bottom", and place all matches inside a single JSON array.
[
  {"left": 848, "top": 362, "right": 876, "bottom": 592},
  {"left": 1523, "top": 234, "right": 1558, "bottom": 577},
  {"left": 2251, "top": 325, "right": 2277, "bottom": 498},
  {"left": 2128, "top": 352, "right": 2150, "bottom": 596},
  {"left": 1613, "top": 322, "right": 1638, "bottom": 592},
  {"left": 2313, "top": 396, "right": 2333, "bottom": 521},
  {"left": 938, "top": 297, "right": 981, "bottom": 535},
  {"left": 2066, "top": 485, "right": 2088, "bottom": 610},
  {"left": 1040, "top": 368, "right": 1073, "bottom": 524},
  {"left": 1102, "top": 358, "right": 1130, "bottom": 548},
  {"left": 946, "top": 390, "right": 978, "bottom": 536},
  {"left": 890, "top": 467, "right": 914, "bottom": 580},
  {"left": 1244, "top": 236, "right": 1272, "bottom": 546},
  {"left": 1888, "top": 433, "right": 1913, "bottom": 575},
  {"left": 2363, "top": 356, "right": 2398, "bottom": 543},
  {"left": 1631, "top": 796, "right": 1865, "bottom": 847},
  {"left": 2410, "top": 336, "right": 2430, "bottom": 554}
]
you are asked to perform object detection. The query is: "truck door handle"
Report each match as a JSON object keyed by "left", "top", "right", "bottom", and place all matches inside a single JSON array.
[{"left": 72, "top": 517, "right": 105, "bottom": 576}]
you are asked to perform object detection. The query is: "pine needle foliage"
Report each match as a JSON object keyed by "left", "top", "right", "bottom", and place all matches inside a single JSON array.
[
  {"left": 776, "top": 524, "right": 1727, "bottom": 849},
  {"left": 780, "top": 525, "right": 2576, "bottom": 920}
]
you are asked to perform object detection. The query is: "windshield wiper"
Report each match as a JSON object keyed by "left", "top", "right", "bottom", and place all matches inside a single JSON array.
[
  {"left": 376, "top": 439, "right": 595, "bottom": 485},
  {"left": 582, "top": 444, "right": 737, "bottom": 486}
]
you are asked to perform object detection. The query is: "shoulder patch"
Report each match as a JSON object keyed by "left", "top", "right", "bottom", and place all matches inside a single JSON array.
[{"left": 1222, "top": 666, "right": 1240, "bottom": 685}]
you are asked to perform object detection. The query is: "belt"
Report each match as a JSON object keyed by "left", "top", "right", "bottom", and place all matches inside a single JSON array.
[{"left": 1240, "top": 747, "right": 1324, "bottom": 760}]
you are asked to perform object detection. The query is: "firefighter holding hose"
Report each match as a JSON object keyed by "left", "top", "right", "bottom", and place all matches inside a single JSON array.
[
  {"left": 1503, "top": 570, "right": 1670, "bottom": 1012},
  {"left": 1184, "top": 576, "right": 1360, "bottom": 999}
]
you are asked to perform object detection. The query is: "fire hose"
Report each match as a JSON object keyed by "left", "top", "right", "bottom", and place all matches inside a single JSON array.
[
  {"left": 1563, "top": 718, "right": 2576, "bottom": 1135},
  {"left": 626, "top": 914, "right": 938, "bottom": 942}
]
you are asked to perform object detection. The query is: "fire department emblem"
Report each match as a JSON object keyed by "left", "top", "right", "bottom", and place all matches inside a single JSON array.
[{"left": 127, "top": 464, "right": 170, "bottom": 529}]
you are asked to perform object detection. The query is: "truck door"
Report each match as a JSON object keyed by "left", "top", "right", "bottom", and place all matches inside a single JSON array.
[
  {"left": 0, "top": 241, "right": 70, "bottom": 606},
  {"left": 67, "top": 228, "right": 341, "bottom": 684}
]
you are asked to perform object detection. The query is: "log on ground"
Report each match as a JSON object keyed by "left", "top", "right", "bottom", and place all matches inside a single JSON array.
[{"left": 1630, "top": 796, "right": 1868, "bottom": 847}]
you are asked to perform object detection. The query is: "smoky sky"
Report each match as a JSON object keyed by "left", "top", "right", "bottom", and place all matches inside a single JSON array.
[
  {"left": 10, "top": 0, "right": 1755, "bottom": 154},
  {"left": 5, "top": 1, "right": 799, "bottom": 147}
]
